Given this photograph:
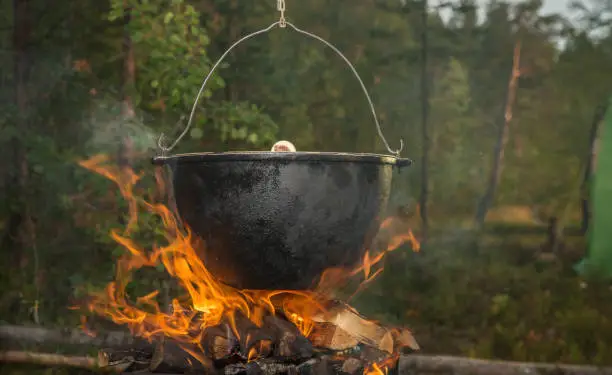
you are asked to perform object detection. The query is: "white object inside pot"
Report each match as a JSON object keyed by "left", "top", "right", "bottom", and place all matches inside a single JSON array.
[{"left": 271, "top": 140, "right": 297, "bottom": 152}]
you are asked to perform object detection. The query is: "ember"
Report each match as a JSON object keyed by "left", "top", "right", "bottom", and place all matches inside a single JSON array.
[{"left": 77, "top": 154, "right": 420, "bottom": 374}]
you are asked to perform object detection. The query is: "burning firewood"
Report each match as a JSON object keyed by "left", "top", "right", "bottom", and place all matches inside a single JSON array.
[
  {"left": 96, "top": 338, "right": 214, "bottom": 373},
  {"left": 150, "top": 338, "right": 214, "bottom": 373},
  {"left": 294, "top": 300, "right": 419, "bottom": 374},
  {"left": 3, "top": 324, "right": 612, "bottom": 375},
  {"left": 97, "top": 346, "right": 152, "bottom": 372},
  {"left": 309, "top": 320, "right": 360, "bottom": 351},
  {"left": 202, "top": 324, "right": 240, "bottom": 361},
  {"left": 342, "top": 357, "right": 365, "bottom": 374},
  {"left": 223, "top": 359, "right": 299, "bottom": 375},
  {"left": 309, "top": 300, "right": 419, "bottom": 355},
  {"left": 223, "top": 356, "right": 351, "bottom": 375},
  {"left": 263, "top": 314, "right": 313, "bottom": 359}
]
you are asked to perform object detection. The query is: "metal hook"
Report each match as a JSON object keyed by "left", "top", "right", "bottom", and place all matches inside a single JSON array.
[
  {"left": 157, "top": 115, "right": 186, "bottom": 156},
  {"left": 277, "top": 0, "right": 286, "bottom": 28}
]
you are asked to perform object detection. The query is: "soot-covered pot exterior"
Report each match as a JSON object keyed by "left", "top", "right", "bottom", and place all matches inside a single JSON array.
[{"left": 155, "top": 152, "right": 410, "bottom": 290}]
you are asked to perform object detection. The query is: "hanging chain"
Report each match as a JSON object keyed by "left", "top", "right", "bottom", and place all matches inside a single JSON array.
[{"left": 277, "top": 0, "right": 286, "bottom": 28}]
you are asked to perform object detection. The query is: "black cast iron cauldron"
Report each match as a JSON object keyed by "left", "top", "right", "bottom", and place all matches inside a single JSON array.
[
  {"left": 153, "top": 152, "right": 411, "bottom": 290},
  {"left": 152, "top": 20, "right": 413, "bottom": 290}
]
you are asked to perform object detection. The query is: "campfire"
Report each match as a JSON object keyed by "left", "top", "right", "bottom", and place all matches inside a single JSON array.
[{"left": 76, "top": 154, "right": 420, "bottom": 375}]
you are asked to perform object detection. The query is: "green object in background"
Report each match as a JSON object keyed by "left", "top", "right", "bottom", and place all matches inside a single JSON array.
[{"left": 576, "top": 97, "right": 612, "bottom": 279}]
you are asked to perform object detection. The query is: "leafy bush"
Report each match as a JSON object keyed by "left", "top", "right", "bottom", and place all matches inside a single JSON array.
[{"left": 354, "top": 235, "right": 612, "bottom": 365}]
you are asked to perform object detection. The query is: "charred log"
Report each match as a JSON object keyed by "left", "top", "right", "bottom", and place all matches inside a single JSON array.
[
  {"left": 149, "top": 339, "right": 214, "bottom": 373},
  {"left": 263, "top": 315, "right": 313, "bottom": 360},
  {"left": 98, "top": 340, "right": 213, "bottom": 374},
  {"left": 222, "top": 356, "right": 352, "bottom": 375},
  {"left": 202, "top": 324, "right": 240, "bottom": 362}
]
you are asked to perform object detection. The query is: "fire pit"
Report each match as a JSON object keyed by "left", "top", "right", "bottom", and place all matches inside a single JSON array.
[
  {"left": 80, "top": 151, "right": 420, "bottom": 375},
  {"left": 78, "top": 3, "right": 420, "bottom": 375},
  {"left": 95, "top": 300, "right": 419, "bottom": 375}
]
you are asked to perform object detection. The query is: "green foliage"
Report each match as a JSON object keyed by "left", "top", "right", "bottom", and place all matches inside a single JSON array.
[
  {"left": 102, "top": 0, "right": 277, "bottom": 149},
  {"left": 354, "top": 238, "right": 612, "bottom": 365},
  {"left": 204, "top": 101, "right": 277, "bottom": 146},
  {"left": 110, "top": 0, "right": 222, "bottom": 110}
]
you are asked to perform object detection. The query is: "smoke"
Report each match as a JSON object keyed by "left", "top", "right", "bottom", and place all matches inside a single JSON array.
[
  {"left": 84, "top": 100, "right": 159, "bottom": 157},
  {"left": 386, "top": 165, "right": 418, "bottom": 218}
]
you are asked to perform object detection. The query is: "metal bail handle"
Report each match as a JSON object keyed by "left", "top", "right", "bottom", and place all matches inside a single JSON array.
[{"left": 157, "top": 19, "right": 404, "bottom": 157}]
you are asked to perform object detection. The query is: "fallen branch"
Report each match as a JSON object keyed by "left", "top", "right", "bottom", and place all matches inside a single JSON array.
[
  {"left": 0, "top": 350, "right": 98, "bottom": 370},
  {"left": 400, "top": 354, "right": 612, "bottom": 375},
  {"left": 0, "top": 324, "right": 136, "bottom": 348}
]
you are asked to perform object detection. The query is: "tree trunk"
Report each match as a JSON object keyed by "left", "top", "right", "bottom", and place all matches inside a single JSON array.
[
  {"left": 10, "top": 0, "right": 31, "bottom": 254},
  {"left": 475, "top": 39, "right": 522, "bottom": 227},
  {"left": 8, "top": 0, "right": 39, "bottom": 323},
  {"left": 419, "top": 0, "right": 431, "bottom": 241}
]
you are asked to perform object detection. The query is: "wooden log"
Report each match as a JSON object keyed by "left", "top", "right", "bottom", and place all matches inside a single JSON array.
[
  {"left": 309, "top": 301, "right": 419, "bottom": 354},
  {"left": 0, "top": 324, "right": 136, "bottom": 348},
  {"left": 200, "top": 317, "right": 292, "bottom": 363},
  {"left": 309, "top": 321, "right": 360, "bottom": 351},
  {"left": 223, "top": 356, "right": 343, "bottom": 375},
  {"left": 263, "top": 315, "right": 313, "bottom": 359},
  {"left": 98, "top": 339, "right": 214, "bottom": 374},
  {"left": 0, "top": 350, "right": 100, "bottom": 370},
  {"left": 201, "top": 324, "right": 240, "bottom": 361},
  {"left": 311, "top": 301, "right": 390, "bottom": 352},
  {"left": 399, "top": 354, "right": 612, "bottom": 375},
  {"left": 341, "top": 357, "right": 365, "bottom": 375},
  {"left": 149, "top": 338, "right": 214, "bottom": 373},
  {"left": 232, "top": 309, "right": 275, "bottom": 360},
  {"left": 223, "top": 359, "right": 298, "bottom": 375},
  {"left": 98, "top": 344, "right": 155, "bottom": 372}
]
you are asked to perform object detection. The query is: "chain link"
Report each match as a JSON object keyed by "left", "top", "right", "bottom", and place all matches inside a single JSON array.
[{"left": 277, "top": 0, "right": 286, "bottom": 28}]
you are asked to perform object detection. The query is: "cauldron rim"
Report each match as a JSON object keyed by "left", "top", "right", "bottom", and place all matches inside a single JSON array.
[{"left": 153, "top": 151, "right": 412, "bottom": 167}]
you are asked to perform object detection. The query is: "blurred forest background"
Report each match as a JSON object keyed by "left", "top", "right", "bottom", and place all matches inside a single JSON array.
[{"left": 1, "top": 0, "right": 612, "bottom": 367}]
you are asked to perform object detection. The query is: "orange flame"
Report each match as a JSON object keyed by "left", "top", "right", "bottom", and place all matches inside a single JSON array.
[
  {"left": 364, "top": 353, "right": 400, "bottom": 375},
  {"left": 365, "top": 363, "right": 386, "bottom": 375},
  {"left": 77, "top": 154, "right": 419, "bottom": 368}
]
